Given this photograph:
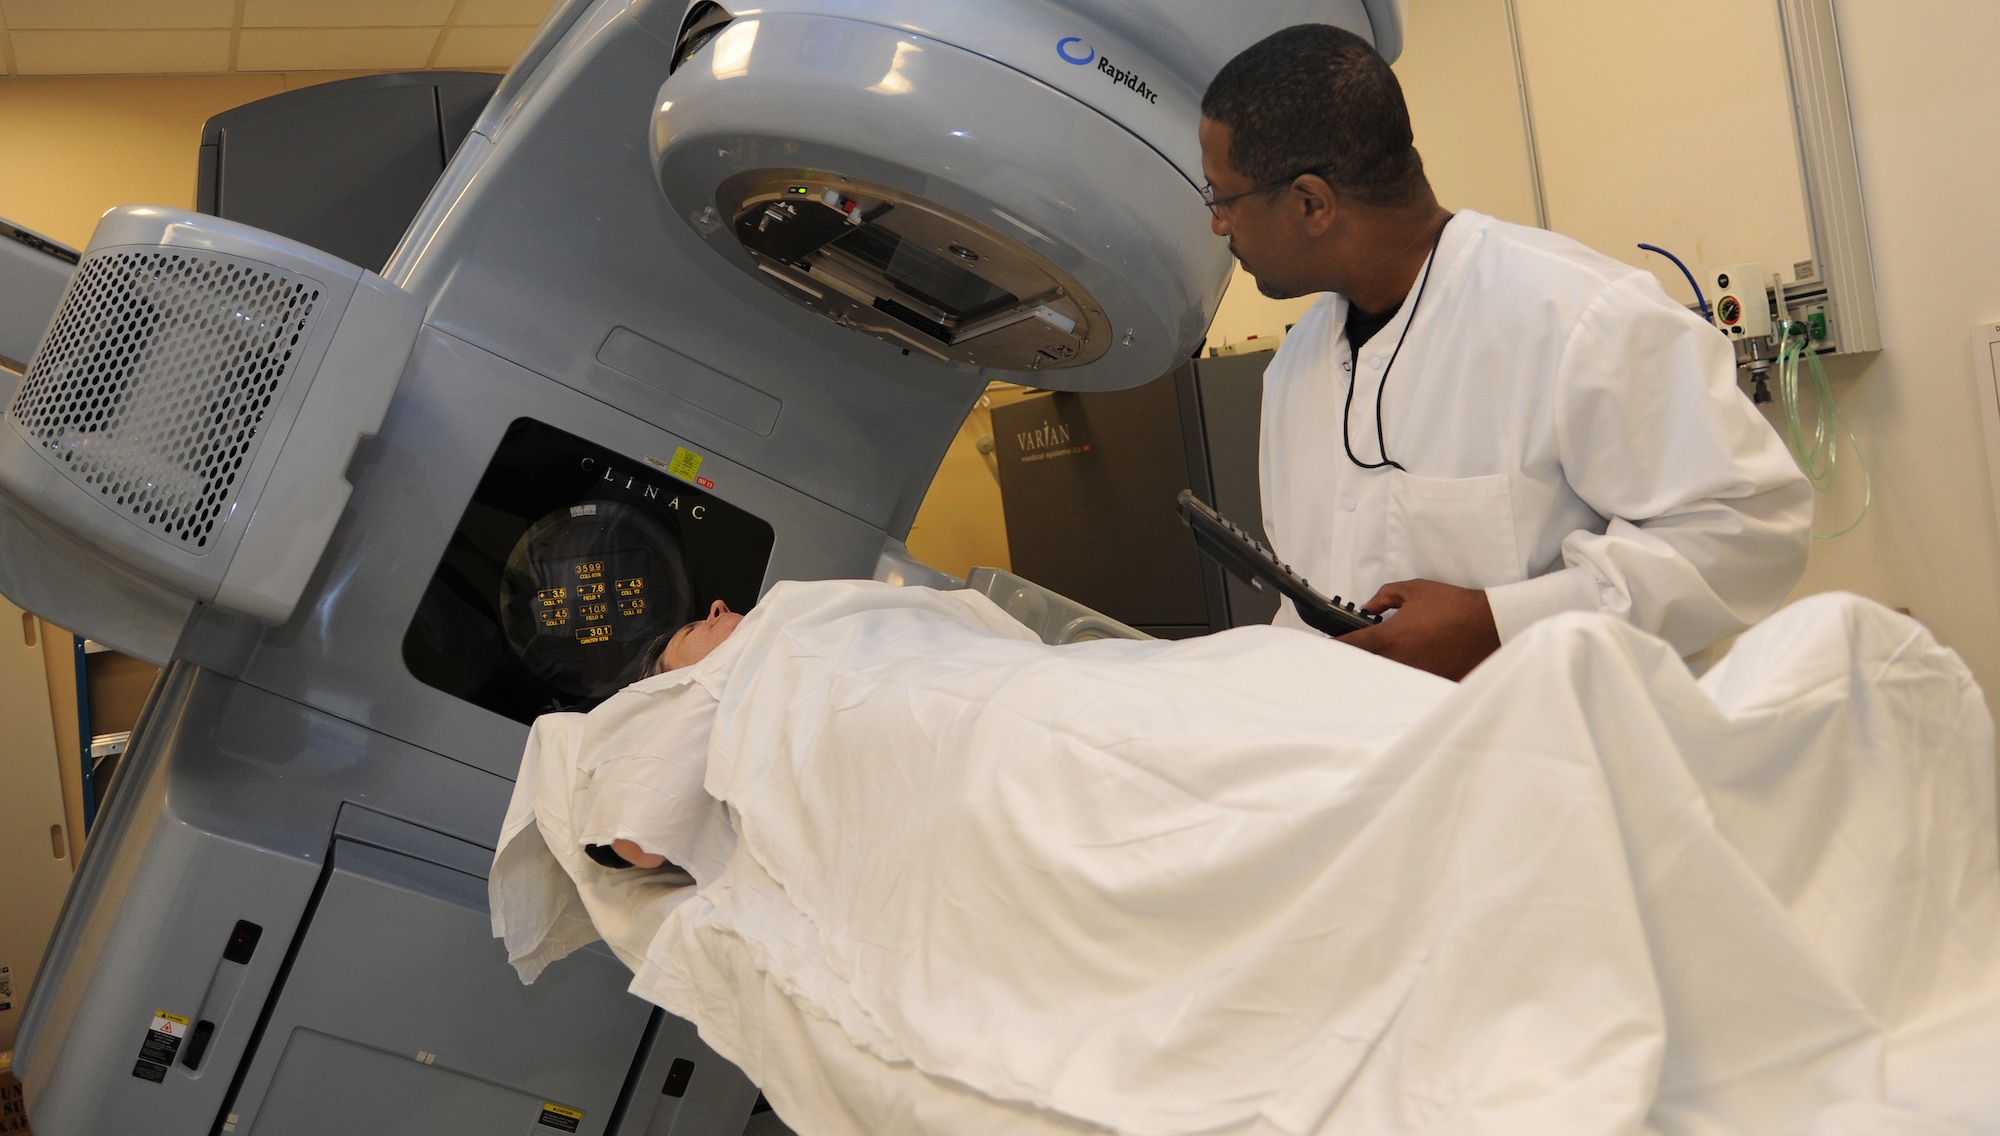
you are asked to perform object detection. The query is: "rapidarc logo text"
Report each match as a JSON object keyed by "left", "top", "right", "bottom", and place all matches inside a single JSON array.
[{"left": 1056, "top": 36, "right": 1160, "bottom": 105}]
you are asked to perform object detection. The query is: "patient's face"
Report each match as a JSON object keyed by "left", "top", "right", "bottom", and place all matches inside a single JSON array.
[{"left": 658, "top": 599, "right": 742, "bottom": 671}]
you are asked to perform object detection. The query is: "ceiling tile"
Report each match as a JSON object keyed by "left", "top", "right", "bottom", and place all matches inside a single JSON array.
[
  {"left": 12, "top": 29, "right": 232, "bottom": 74},
  {"left": 2, "top": 0, "right": 235, "bottom": 30},
  {"left": 455, "top": 0, "right": 561, "bottom": 27},
  {"left": 237, "top": 27, "right": 441, "bottom": 71},
  {"left": 433, "top": 25, "right": 537, "bottom": 70},
  {"left": 242, "top": 0, "right": 456, "bottom": 29}
]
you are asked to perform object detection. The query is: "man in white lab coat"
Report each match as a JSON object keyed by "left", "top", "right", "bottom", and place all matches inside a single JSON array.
[{"left": 1197, "top": 24, "right": 1811, "bottom": 679}]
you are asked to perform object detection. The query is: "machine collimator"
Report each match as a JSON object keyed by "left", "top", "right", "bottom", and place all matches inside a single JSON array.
[{"left": 2, "top": 2, "right": 1402, "bottom": 1133}]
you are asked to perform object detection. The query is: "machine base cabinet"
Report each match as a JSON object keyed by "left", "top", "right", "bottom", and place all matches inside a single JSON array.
[{"left": 15, "top": 666, "right": 758, "bottom": 1136}]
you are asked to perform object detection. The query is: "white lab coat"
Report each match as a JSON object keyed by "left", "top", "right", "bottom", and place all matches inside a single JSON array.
[{"left": 1259, "top": 210, "right": 1812, "bottom": 655}]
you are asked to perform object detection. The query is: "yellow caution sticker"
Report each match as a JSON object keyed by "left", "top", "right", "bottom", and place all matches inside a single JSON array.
[
  {"left": 666, "top": 447, "right": 704, "bottom": 482},
  {"left": 536, "top": 1102, "right": 584, "bottom": 1132}
]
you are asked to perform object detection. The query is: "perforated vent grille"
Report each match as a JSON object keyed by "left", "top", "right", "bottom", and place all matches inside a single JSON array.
[{"left": 6, "top": 250, "right": 323, "bottom": 551}]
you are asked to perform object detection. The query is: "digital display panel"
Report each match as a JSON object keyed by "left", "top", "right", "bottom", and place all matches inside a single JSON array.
[{"left": 403, "top": 418, "right": 775, "bottom": 723}]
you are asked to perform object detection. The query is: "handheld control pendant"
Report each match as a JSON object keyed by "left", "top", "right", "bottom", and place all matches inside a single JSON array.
[{"left": 1176, "top": 489, "right": 1382, "bottom": 636}]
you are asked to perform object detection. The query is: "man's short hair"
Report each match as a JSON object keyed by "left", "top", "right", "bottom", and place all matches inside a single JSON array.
[{"left": 1201, "top": 23, "right": 1427, "bottom": 208}]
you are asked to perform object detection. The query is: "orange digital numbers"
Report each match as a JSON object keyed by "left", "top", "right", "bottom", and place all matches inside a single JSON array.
[
  {"left": 574, "top": 561, "right": 605, "bottom": 580},
  {"left": 575, "top": 625, "right": 612, "bottom": 645}
]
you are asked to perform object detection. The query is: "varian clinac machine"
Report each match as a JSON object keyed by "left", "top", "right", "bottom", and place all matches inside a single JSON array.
[{"left": 1, "top": 2, "right": 1401, "bottom": 1133}]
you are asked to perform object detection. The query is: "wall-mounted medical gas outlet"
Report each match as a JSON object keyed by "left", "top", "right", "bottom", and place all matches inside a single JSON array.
[
  {"left": 1713, "top": 263, "right": 1774, "bottom": 341},
  {"left": 1726, "top": 274, "right": 1839, "bottom": 374},
  {"left": 1794, "top": 298, "right": 1830, "bottom": 343},
  {"left": 1773, "top": 259, "right": 1836, "bottom": 349}
]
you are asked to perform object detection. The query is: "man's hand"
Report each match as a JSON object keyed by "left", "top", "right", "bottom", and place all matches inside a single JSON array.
[{"left": 1338, "top": 578, "right": 1501, "bottom": 681}]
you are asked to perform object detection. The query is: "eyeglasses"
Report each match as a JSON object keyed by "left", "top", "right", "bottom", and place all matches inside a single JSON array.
[{"left": 1199, "top": 166, "right": 1334, "bottom": 218}]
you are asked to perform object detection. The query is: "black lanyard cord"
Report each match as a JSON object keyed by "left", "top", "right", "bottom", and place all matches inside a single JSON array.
[{"left": 1342, "top": 216, "right": 1452, "bottom": 472}]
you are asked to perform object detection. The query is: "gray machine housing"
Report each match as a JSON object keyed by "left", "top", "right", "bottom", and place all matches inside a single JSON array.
[
  {"left": 0, "top": 219, "right": 77, "bottom": 376},
  {"left": 196, "top": 70, "right": 502, "bottom": 272},
  {"left": 8, "top": 2, "right": 1401, "bottom": 1134},
  {"left": 0, "top": 209, "right": 422, "bottom": 646}
]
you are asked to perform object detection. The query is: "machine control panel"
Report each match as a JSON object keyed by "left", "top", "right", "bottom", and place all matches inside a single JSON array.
[{"left": 403, "top": 418, "right": 774, "bottom": 723}]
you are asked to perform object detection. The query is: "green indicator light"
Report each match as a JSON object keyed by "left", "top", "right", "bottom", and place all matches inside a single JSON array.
[{"left": 788, "top": 186, "right": 809, "bottom": 194}]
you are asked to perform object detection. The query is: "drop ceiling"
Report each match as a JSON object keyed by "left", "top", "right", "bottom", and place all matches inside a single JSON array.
[{"left": 0, "top": 0, "right": 563, "bottom": 76}]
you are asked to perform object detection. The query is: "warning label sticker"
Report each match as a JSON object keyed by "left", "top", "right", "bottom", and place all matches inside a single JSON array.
[
  {"left": 536, "top": 1102, "right": 583, "bottom": 1132},
  {"left": 132, "top": 1011, "right": 190, "bottom": 1082},
  {"left": 665, "top": 447, "right": 703, "bottom": 483}
]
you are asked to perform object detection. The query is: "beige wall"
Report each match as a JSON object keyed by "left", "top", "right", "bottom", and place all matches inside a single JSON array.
[
  {"left": 0, "top": 72, "right": 391, "bottom": 249},
  {"left": 1784, "top": 0, "right": 2000, "bottom": 707},
  {"left": 1516, "top": 0, "right": 1813, "bottom": 304}
]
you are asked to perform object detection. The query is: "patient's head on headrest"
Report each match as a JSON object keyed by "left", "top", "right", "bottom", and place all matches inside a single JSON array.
[{"left": 648, "top": 599, "right": 743, "bottom": 674}]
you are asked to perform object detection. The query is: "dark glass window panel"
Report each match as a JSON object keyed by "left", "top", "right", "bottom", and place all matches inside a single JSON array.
[{"left": 403, "top": 418, "right": 774, "bottom": 723}]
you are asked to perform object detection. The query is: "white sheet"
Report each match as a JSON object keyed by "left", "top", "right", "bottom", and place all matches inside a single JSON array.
[
  {"left": 490, "top": 631, "right": 743, "bottom": 979},
  {"left": 493, "top": 581, "right": 2000, "bottom": 1136}
]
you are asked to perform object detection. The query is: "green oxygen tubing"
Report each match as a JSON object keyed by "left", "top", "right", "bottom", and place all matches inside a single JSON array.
[
  {"left": 1775, "top": 318, "right": 1870, "bottom": 539},
  {"left": 1637, "top": 241, "right": 1868, "bottom": 538}
]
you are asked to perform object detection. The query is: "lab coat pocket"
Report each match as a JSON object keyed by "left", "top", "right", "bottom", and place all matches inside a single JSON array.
[{"left": 1384, "top": 472, "right": 1521, "bottom": 589}]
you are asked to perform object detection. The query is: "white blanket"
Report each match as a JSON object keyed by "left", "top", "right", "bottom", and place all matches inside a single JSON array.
[
  {"left": 490, "top": 631, "right": 742, "bottom": 979},
  {"left": 492, "top": 581, "right": 2000, "bottom": 1136}
]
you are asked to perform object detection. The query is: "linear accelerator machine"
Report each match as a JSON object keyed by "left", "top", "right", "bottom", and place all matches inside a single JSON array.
[{"left": 0, "top": 2, "right": 1400, "bottom": 1133}]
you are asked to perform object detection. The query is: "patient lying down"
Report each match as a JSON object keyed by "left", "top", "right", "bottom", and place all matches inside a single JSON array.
[
  {"left": 584, "top": 599, "right": 743, "bottom": 871},
  {"left": 492, "top": 579, "right": 2000, "bottom": 1136}
]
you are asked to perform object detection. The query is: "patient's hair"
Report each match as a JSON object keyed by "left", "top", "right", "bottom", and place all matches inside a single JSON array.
[
  {"left": 641, "top": 621, "right": 696, "bottom": 678},
  {"left": 640, "top": 601, "right": 740, "bottom": 678},
  {"left": 1201, "top": 23, "right": 1428, "bottom": 208}
]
